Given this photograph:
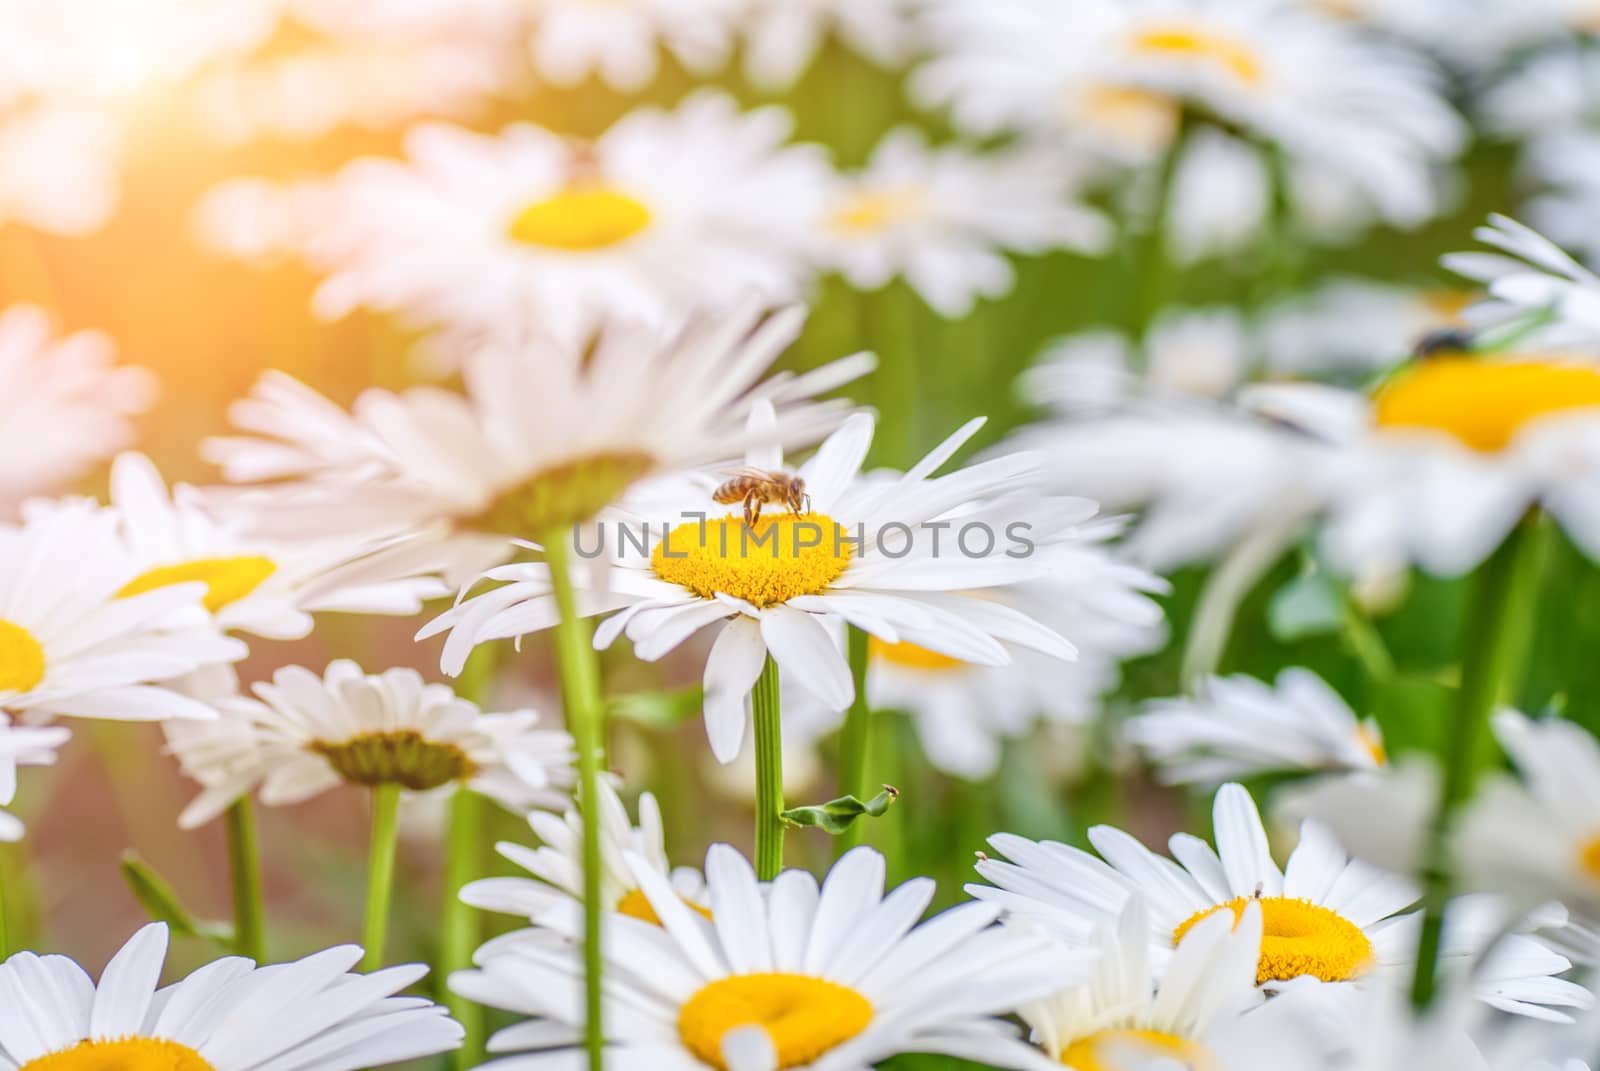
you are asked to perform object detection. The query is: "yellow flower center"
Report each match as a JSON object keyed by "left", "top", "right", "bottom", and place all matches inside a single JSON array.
[
  {"left": 507, "top": 186, "right": 652, "bottom": 251},
  {"left": 1354, "top": 723, "right": 1386, "bottom": 766},
  {"left": 1174, "top": 896, "right": 1374, "bottom": 984},
  {"left": 0, "top": 619, "right": 46, "bottom": 693},
  {"left": 616, "top": 887, "right": 714, "bottom": 925},
  {"left": 678, "top": 973, "right": 873, "bottom": 1071},
  {"left": 1419, "top": 289, "right": 1474, "bottom": 324},
  {"left": 1373, "top": 358, "right": 1600, "bottom": 453},
  {"left": 1577, "top": 836, "right": 1600, "bottom": 881},
  {"left": 1076, "top": 85, "right": 1181, "bottom": 149},
  {"left": 472, "top": 450, "right": 656, "bottom": 536},
  {"left": 1059, "top": 1029, "right": 1214, "bottom": 1071},
  {"left": 1130, "top": 24, "right": 1265, "bottom": 86},
  {"left": 869, "top": 637, "right": 967, "bottom": 673},
  {"left": 310, "top": 730, "right": 476, "bottom": 791},
  {"left": 117, "top": 556, "right": 277, "bottom": 613},
  {"left": 828, "top": 188, "right": 924, "bottom": 235},
  {"left": 651, "top": 513, "right": 853, "bottom": 609},
  {"left": 19, "top": 1038, "right": 215, "bottom": 1071}
]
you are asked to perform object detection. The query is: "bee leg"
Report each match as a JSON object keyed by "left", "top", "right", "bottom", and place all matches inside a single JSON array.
[{"left": 744, "top": 494, "right": 758, "bottom": 529}]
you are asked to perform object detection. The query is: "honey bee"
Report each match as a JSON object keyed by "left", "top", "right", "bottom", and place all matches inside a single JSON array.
[{"left": 712, "top": 468, "right": 809, "bottom": 527}]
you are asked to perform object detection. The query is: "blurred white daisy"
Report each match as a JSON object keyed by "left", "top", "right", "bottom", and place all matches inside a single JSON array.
[
  {"left": 246, "top": 91, "right": 829, "bottom": 354},
  {"left": 451, "top": 844, "right": 1078, "bottom": 1071},
  {"left": 0, "top": 921, "right": 463, "bottom": 1071},
  {"left": 827, "top": 531, "right": 1168, "bottom": 781},
  {"left": 0, "top": 504, "right": 244, "bottom": 724},
  {"left": 462, "top": 778, "right": 706, "bottom": 927},
  {"left": 741, "top": 0, "right": 919, "bottom": 91},
  {"left": 913, "top": 0, "right": 1464, "bottom": 230},
  {"left": 1454, "top": 710, "right": 1600, "bottom": 918},
  {"left": 0, "top": 305, "right": 156, "bottom": 517},
  {"left": 422, "top": 407, "right": 1086, "bottom": 763},
  {"left": 167, "top": 660, "right": 575, "bottom": 829},
  {"left": 812, "top": 128, "right": 1110, "bottom": 317},
  {"left": 521, "top": 0, "right": 745, "bottom": 91},
  {"left": 205, "top": 304, "right": 870, "bottom": 585},
  {"left": 0, "top": 104, "right": 122, "bottom": 236},
  {"left": 107, "top": 452, "right": 447, "bottom": 641},
  {"left": 1126, "top": 669, "right": 1387, "bottom": 786},
  {"left": 1259, "top": 278, "right": 1476, "bottom": 377},
  {"left": 970, "top": 782, "right": 1592, "bottom": 1019},
  {"left": 0, "top": 712, "right": 68, "bottom": 841},
  {"left": 1017, "top": 896, "right": 1307, "bottom": 1071}
]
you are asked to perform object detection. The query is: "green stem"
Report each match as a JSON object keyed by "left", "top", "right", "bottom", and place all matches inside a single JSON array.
[
  {"left": 224, "top": 800, "right": 266, "bottom": 961},
  {"left": 1410, "top": 515, "right": 1551, "bottom": 1008},
  {"left": 1181, "top": 513, "right": 1305, "bottom": 691},
  {"left": 0, "top": 862, "right": 9, "bottom": 960},
  {"left": 443, "top": 790, "right": 485, "bottom": 1068},
  {"left": 543, "top": 528, "right": 607, "bottom": 1071},
  {"left": 362, "top": 784, "right": 402, "bottom": 972},
  {"left": 837, "top": 629, "right": 873, "bottom": 855},
  {"left": 753, "top": 656, "right": 784, "bottom": 881}
]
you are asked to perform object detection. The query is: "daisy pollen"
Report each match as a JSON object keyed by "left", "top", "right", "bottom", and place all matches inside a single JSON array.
[
  {"left": 1129, "top": 24, "right": 1265, "bottom": 86},
  {"left": 0, "top": 619, "right": 45, "bottom": 692},
  {"left": 1374, "top": 357, "right": 1600, "bottom": 453},
  {"left": 1174, "top": 895, "right": 1374, "bottom": 985},
  {"left": 19, "top": 1036, "right": 212, "bottom": 1071},
  {"left": 117, "top": 555, "right": 277, "bottom": 613},
  {"left": 507, "top": 186, "right": 653, "bottom": 251},
  {"left": 649, "top": 513, "right": 854, "bottom": 608},
  {"left": 677, "top": 974, "right": 874, "bottom": 1070}
]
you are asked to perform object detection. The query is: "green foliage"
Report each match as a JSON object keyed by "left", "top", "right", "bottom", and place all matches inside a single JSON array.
[
  {"left": 120, "top": 853, "right": 232, "bottom": 946},
  {"left": 782, "top": 787, "right": 900, "bottom": 834}
]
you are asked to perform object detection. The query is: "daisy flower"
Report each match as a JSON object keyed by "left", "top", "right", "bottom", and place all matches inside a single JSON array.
[
  {"left": 1259, "top": 278, "right": 1477, "bottom": 377},
  {"left": 811, "top": 127, "right": 1110, "bottom": 317},
  {"left": 1453, "top": 710, "right": 1600, "bottom": 917},
  {"left": 422, "top": 407, "right": 1085, "bottom": 763},
  {"left": 521, "top": 0, "right": 746, "bottom": 91},
  {"left": 0, "top": 712, "right": 68, "bottom": 841},
  {"left": 969, "top": 782, "right": 1592, "bottom": 1019},
  {"left": 165, "top": 660, "right": 575, "bottom": 829},
  {"left": 461, "top": 778, "right": 707, "bottom": 927},
  {"left": 0, "top": 104, "right": 122, "bottom": 237},
  {"left": 0, "top": 922, "right": 463, "bottom": 1071},
  {"left": 740, "top": 0, "right": 919, "bottom": 91},
  {"left": 205, "top": 303, "right": 870, "bottom": 585},
  {"left": 913, "top": 0, "right": 1465, "bottom": 230},
  {"left": 1441, "top": 213, "right": 1600, "bottom": 349},
  {"left": 825, "top": 530, "right": 1168, "bottom": 781},
  {"left": 0, "top": 504, "right": 244, "bottom": 724},
  {"left": 0, "top": 305, "right": 156, "bottom": 517},
  {"left": 1017, "top": 896, "right": 1303, "bottom": 1071},
  {"left": 253, "top": 91, "right": 830, "bottom": 353},
  {"left": 107, "top": 452, "right": 448, "bottom": 641},
  {"left": 1126, "top": 669, "right": 1387, "bottom": 786},
  {"left": 450, "top": 844, "right": 1078, "bottom": 1071}
]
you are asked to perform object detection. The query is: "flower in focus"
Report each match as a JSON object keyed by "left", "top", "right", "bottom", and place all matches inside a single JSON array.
[
  {"left": 1126, "top": 669, "right": 1387, "bottom": 786},
  {"left": 205, "top": 304, "right": 870, "bottom": 588},
  {"left": 0, "top": 504, "right": 244, "bottom": 724},
  {"left": 166, "top": 659, "right": 575, "bottom": 829},
  {"left": 0, "top": 712, "right": 68, "bottom": 841},
  {"left": 0, "top": 922, "right": 464, "bottom": 1071},
  {"left": 462, "top": 778, "right": 706, "bottom": 927},
  {"left": 226, "top": 92, "right": 831, "bottom": 354},
  {"left": 0, "top": 305, "right": 156, "bottom": 517},
  {"left": 423, "top": 407, "right": 1085, "bottom": 763},
  {"left": 451, "top": 844, "right": 1079, "bottom": 1071},
  {"left": 740, "top": 0, "right": 920, "bottom": 91},
  {"left": 812, "top": 127, "right": 1110, "bottom": 317},
  {"left": 971, "top": 782, "right": 1591, "bottom": 1018},
  {"left": 106, "top": 452, "right": 449, "bottom": 641}
]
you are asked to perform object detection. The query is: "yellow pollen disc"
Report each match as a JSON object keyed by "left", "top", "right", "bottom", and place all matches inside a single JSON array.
[
  {"left": 678, "top": 973, "right": 873, "bottom": 1071},
  {"left": 616, "top": 887, "right": 714, "bottom": 925},
  {"left": 1174, "top": 896, "right": 1374, "bottom": 985},
  {"left": 117, "top": 556, "right": 277, "bottom": 613},
  {"left": 1578, "top": 836, "right": 1600, "bottom": 881},
  {"left": 472, "top": 450, "right": 656, "bottom": 536},
  {"left": 829, "top": 188, "right": 923, "bottom": 235},
  {"left": 507, "top": 186, "right": 652, "bottom": 250},
  {"left": 1130, "top": 25, "right": 1265, "bottom": 86},
  {"left": 869, "top": 636, "right": 967, "bottom": 673},
  {"left": 0, "top": 619, "right": 45, "bottom": 693},
  {"left": 1059, "top": 1028, "right": 1213, "bottom": 1071},
  {"left": 1419, "top": 289, "right": 1474, "bottom": 323},
  {"left": 651, "top": 512, "right": 853, "bottom": 609},
  {"left": 1078, "top": 85, "right": 1181, "bottom": 147},
  {"left": 1354, "top": 723, "right": 1386, "bottom": 766},
  {"left": 310, "top": 730, "right": 476, "bottom": 791},
  {"left": 19, "top": 1037, "right": 216, "bottom": 1071},
  {"left": 1373, "top": 358, "right": 1600, "bottom": 453}
]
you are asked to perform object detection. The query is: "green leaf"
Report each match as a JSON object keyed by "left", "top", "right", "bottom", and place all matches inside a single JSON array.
[
  {"left": 781, "top": 787, "right": 899, "bottom": 834},
  {"left": 607, "top": 686, "right": 704, "bottom": 728},
  {"left": 1267, "top": 571, "right": 1343, "bottom": 642},
  {"left": 120, "top": 853, "right": 232, "bottom": 943}
]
